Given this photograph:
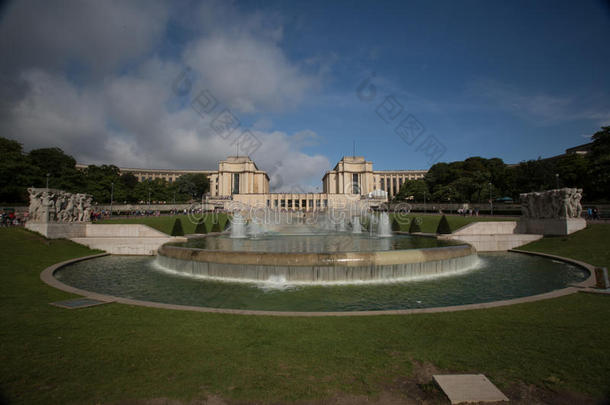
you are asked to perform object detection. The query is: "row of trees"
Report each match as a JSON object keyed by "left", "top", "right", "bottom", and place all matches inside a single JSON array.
[
  {"left": 394, "top": 127, "right": 610, "bottom": 203},
  {"left": 0, "top": 137, "right": 209, "bottom": 204},
  {"left": 2, "top": 127, "right": 609, "bottom": 205}
]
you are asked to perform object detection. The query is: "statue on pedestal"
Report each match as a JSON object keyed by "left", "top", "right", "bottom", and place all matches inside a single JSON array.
[{"left": 27, "top": 188, "right": 93, "bottom": 223}]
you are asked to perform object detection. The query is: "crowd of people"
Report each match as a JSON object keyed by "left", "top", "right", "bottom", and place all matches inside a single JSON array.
[{"left": 0, "top": 210, "right": 26, "bottom": 227}]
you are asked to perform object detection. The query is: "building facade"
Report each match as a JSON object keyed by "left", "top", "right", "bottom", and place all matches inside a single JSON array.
[
  {"left": 322, "top": 156, "right": 426, "bottom": 199},
  {"left": 77, "top": 155, "right": 427, "bottom": 211}
]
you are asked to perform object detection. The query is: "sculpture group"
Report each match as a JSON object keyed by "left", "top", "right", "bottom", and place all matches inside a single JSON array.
[
  {"left": 27, "top": 188, "right": 93, "bottom": 223},
  {"left": 520, "top": 188, "right": 583, "bottom": 219}
]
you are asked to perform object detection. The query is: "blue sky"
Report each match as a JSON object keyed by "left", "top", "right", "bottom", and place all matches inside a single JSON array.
[{"left": 1, "top": 0, "right": 609, "bottom": 189}]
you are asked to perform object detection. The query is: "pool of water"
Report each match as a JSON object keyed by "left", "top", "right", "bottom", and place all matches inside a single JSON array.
[{"left": 55, "top": 252, "right": 588, "bottom": 312}]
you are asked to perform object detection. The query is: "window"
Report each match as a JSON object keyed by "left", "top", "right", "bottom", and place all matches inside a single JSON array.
[
  {"left": 288, "top": 199, "right": 293, "bottom": 208},
  {"left": 309, "top": 199, "right": 313, "bottom": 207},
  {"left": 316, "top": 200, "right": 321, "bottom": 207},
  {"left": 352, "top": 173, "right": 359, "bottom": 194},
  {"left": 274, "top": 200, "right": 278, "bottom": 207},
  {"left": 302, "top": 199, "right": 306, "bottom": 208},
  {"left": 281, "top": 199, "right": 286, "bottom": 208},
  {"left": 294, "top": 199, "right": 299, "bottom": 208},
  {"left": 323, "top": 199, "right": 328, "bottom": 207},
  {"left": 266, "top": 199, "right": 270, "bottom": 207},
  {"left": 381, "top": 178, "right": 385, "bottom": 191},
  {"left": 232, "top": 173, "right": 240, "bottom": 194},
  {"left": 393, "top": 178, "right": 397, "bottom": 195}
]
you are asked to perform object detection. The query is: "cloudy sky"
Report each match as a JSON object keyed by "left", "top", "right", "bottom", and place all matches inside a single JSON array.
[{"left": 1, "top": 0, "right": 609, "bottom": 191}]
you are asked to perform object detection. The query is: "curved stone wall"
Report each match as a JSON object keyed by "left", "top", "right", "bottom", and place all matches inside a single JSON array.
[{"left": 157, "top": 244, "right": 478, "bottom": 282}]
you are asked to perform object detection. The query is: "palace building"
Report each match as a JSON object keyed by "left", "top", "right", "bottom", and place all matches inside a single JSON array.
[{"left": 77, "top": 156, "right": 426, "bottom": 211}]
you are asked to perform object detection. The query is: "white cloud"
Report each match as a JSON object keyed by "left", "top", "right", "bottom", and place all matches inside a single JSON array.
[
  {"left": 0, "top": 1, "right": 330, "bottom": 190},
  {"left": 184, "top": 35, "right": 316, "bottom": 113},
  {"left": 0, "top": 0, "right": 169, "bottom": 76},
  {"left": 467, "top": 79, "right": 610, "bottom": 126}
]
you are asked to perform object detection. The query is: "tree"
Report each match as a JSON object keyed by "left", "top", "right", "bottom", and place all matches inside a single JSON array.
[
  {"left": 432, "top": 184, "right": 459, "bottom": 203},
  {"left": 587, "top": 127, "right": 610, "bottom": 201},
  {"left": 82, "top": 165, "right": 121, "bottom": 203},
  {"left": 176, "top": 173, "right": 209, "bottom": 200},
  {"left": 436, "top": 215, "right": 451, "bottom": 234},
  {"left": 171, "top": 218, "right": 184, "bottom": 236},
  {"left": 211, "top": 221, "right": 222, "bottom": 233},
  {"left": 408, "top": 217, "right": 422, "bottom": 233},
  {"left": 394, "top": 179, "right": 429, "bottom": 202},
  {"left": 28, "top": 147, "right": 85, "bottom": 192},
  {"left": 0, "top": 137, "right": 37, "bottom": 203},
  {"left": 194, "top": 218, "right": 208, "bottom": 234}
]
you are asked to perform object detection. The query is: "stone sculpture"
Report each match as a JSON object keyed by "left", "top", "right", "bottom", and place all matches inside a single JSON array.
[
  {"left": 27, "top": 188, "right": 93, "bottom": 223},
  {"left": 519, "top": 188, "right": 583, "bottom": 220}
]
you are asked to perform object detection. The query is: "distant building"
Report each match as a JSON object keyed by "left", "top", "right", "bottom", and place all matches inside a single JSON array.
[{"left": 76, "top": 155, "right": 426, "bottom": 211}]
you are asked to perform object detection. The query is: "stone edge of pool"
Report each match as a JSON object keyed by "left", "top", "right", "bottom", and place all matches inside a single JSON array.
[{"left": 40, "top": 250, "right": 596, "bottom": 317}]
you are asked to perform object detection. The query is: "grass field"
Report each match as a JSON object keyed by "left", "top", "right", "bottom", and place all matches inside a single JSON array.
[
  {"left": 519, "top": 223, "right": 610, "bottom": 269},
  {"left": 390, "top": 213, "right": 515, "bottom": 233},
  {"left": 97, "top": 213, "right": 230, "bottom": 235},
  {"left": 98, "top": 213, "right": 514, "bottom": 235},
  {"left": 0, "top": 226, "right": 609, "bottom": 404}
]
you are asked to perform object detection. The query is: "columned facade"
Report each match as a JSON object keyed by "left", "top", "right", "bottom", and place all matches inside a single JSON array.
[{"left": 77, "top": 155, "right": 427, "bottom": 210}]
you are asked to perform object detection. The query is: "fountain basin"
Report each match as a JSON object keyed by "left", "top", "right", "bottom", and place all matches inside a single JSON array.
[{"left": 157, "top": 235, "right": 477, "bottom": 283}]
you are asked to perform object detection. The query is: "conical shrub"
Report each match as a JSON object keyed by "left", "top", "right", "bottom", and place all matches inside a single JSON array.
[
  {"left": 171, "top": 218, "right": 184, "bottom": 236},
  {"left": 224, "top": 218, "right": 232, "bottom": 231},
  {"left": 436, "top": 215, "right": 451, "bottom": 234},
  {"left": 194, "top": 218, "right": 207, "bottom": 234},
  {"left": 409, "top": 217, "right": 422, "bottom": 233},
  {"left": 211, "top": 221, "right": 222, "bottom": 233},
  {"left": 391, "top": 217, "right": 401, "bottom": 232}
]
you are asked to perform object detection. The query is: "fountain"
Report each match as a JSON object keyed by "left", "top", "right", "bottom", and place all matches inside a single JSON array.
[
  {"left": 336, "top": 217, "right": 347, "bottom": 232},
  {"left": 377, "top": 212, "right": 392, "bottom": 237},
  {"left": 230, "top": 212, "right": 247, "bottom": 238},
  {"left": 156, "top": 210, "right": 478, "bottom": 283},
  {"left": 351, "top": 216, "right": 362, "bottom": 234},
  {"left": 52, "top": 208, "right": 591, "bottom": 313},
  {"left": 246, "top": 218, "right": 264, "bottom": 238}
]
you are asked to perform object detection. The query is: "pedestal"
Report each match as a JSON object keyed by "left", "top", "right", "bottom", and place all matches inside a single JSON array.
[
  {"left": 25, "top": 222, "right": 87, "bottom": 239},
  {"left": 516, "top": 218, "right": 586, "bottom": 236}
]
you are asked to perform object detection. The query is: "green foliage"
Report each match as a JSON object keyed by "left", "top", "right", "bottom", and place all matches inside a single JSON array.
[
  {"left": 211, "top": 221, "right": 222, "bottom": 233},
  {"left": 587, "top": 127, "right": 610, "bottom": 201},
  {"left": 394, "top": 179, "right": 429, "bottom": 202},
  {"left": 98, "top": 214, "right": 229, "bottom": 235},
  {"left": 436, "top": 215, "right": 451, "bottom": 234},
  {"left": 224, "top": 217, "right": 232, "bottom": 230},
  {"left": 170, "top": 218, "right": 184, "bottom": 236},
  {"left": 391, "top": 218, "right": 401, "bottom": 232},
  {"left": 423, "top": 129, "right": 610, "bottom": 202},
  {"left": 0, "top": 136, "right": 202, "bottom": 204},
  {"left": 409, "top": 218, "right": 422, "bottom": 233},
  {"left": 176, "top": 173, "right": 210, "bottom": 199},
  {"left": 0, "top": 138, "right": 37, "bottom": 203},
  {"left": 194, "top": 219, "right": 208, "bottom": 234}
]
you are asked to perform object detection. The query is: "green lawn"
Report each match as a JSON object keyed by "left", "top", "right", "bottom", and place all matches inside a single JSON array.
[
  {"left": 390, "top": 213, "right": 516, "bottom": 233},
  {"left": 97, "top": 213, "right": 230, "bottom": 235},
  {"left": 1, "top": 226, "right": 609, "bottom": 404},
  {"left": 519, "top": 223, "right": 610, "bottom": 269},
  {"left": 98, "top": 212, "right": 513, "bottom": 235}
]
